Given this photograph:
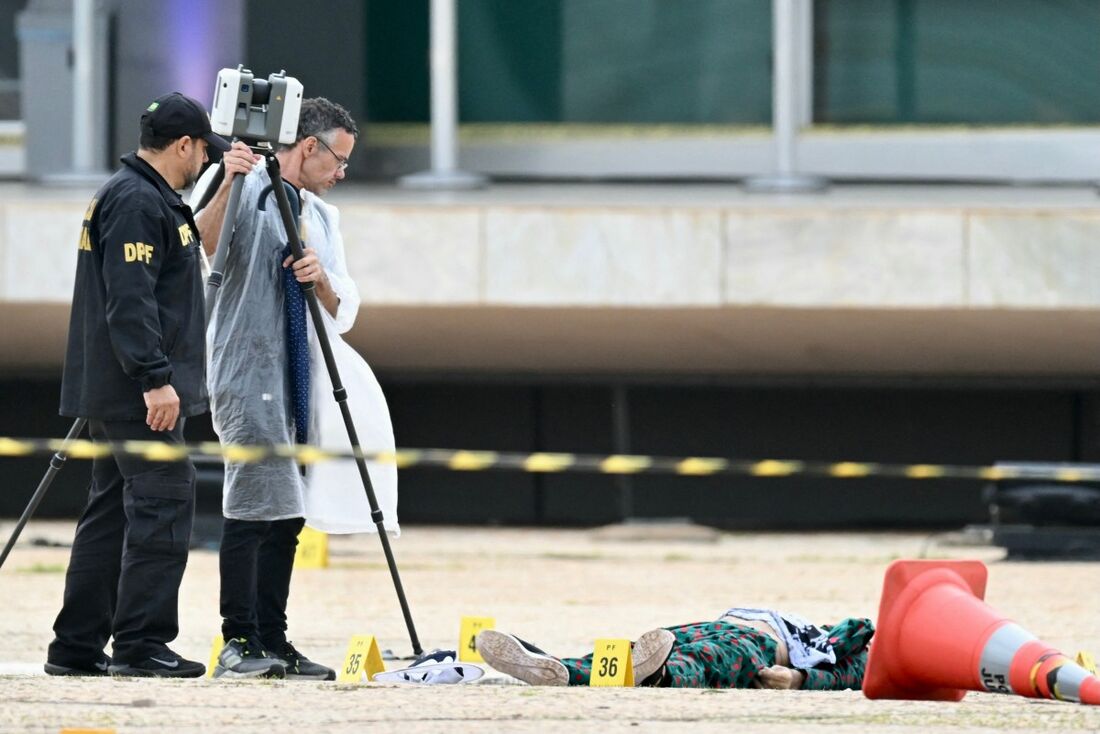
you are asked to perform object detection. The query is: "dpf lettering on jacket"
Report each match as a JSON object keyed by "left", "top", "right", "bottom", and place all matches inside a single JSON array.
[
  {"left": 178, "top": 223, "right": 195, "bottom": 247},
  {"left": 123, "top": 242, "right": 155, "bottom": 264}
]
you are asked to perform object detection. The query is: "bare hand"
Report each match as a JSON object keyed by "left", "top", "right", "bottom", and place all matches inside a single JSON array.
[
  {"left": 144, "top": 384, "right": 180, "bottom": 431},
  {"left": 282, "top": 247, "right": 326, "bottom": 284},
  {"left": 756, "top": 665, "right": 806, "bottom": 690},
  {"left": 223, "top": 141, "right": 260, "bottom": 181}
]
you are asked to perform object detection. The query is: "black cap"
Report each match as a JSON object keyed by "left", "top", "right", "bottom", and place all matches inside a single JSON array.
[{"left": 140, "top": 92, "right": 231, "bottom": 152}]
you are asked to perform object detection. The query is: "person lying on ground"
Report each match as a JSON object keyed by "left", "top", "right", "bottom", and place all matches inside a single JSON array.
[{"left": 476, "top": 606, "right": 873, "bottom": 689}]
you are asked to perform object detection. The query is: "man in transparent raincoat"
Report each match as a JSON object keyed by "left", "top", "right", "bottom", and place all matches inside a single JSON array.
[{"left": 194, "top": 98, "right": 398, "bottom": 680}]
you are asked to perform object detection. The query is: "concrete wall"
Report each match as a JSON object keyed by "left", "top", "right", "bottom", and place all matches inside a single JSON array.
[
  {"left": 2, "top": 183, "right": 1100, "bottom": 376},
  {"left": 338, "top": 200, "right": 1100, "bottom": 311}
]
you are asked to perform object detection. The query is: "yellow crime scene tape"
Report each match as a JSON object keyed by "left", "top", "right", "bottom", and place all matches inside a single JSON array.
[{"left": 1, "top": 435, "right": 1099, "bottom": 482}]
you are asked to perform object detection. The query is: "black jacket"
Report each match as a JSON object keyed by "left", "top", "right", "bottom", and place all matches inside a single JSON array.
[{"left": 60, "top": 153, "right": 208, "bottom": 420}]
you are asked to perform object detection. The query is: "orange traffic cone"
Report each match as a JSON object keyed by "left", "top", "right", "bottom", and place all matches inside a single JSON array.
[{"left": 863, "top": 559, "right": 1100, "bottom": 705}]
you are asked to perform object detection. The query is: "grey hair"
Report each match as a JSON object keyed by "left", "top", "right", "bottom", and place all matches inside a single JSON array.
[{"left": 277, "top": 97, "right": 359, "bottom": 151}]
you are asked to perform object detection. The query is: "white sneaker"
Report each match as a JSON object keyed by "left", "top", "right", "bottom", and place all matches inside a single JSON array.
[
  {"left": 373, "top": 649, "right": 485, "bottom": 685},
  {"left": 475, "top": 630, "right": 568, "bottom": 686},
  {"left": 632, "top": 628, "right": 675, "bottom": 685}
]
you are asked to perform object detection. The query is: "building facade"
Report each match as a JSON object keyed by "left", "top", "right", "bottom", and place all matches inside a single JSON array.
[{"left": 2, "top": 0, "right": 1100, "bottom": 528}]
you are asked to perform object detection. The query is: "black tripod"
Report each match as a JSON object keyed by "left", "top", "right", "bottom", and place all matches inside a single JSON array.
[{"left": 0, "top": 418, "right": 85, "bottom": 570}]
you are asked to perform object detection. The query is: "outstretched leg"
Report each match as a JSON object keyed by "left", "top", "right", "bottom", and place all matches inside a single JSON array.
[{"left": 562, "top": 621, "right": 780, "bottom": 688}]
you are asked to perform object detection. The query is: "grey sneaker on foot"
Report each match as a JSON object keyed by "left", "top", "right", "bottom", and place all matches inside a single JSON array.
[
  {"left": 212, "top": 638, "right": 286, "bottom": 680},
  {"left": 475, "top": 630, "right": 568, "bottom": 686},
  {"left": 632, "top": 628, "right": 675, "bottom": 685}
]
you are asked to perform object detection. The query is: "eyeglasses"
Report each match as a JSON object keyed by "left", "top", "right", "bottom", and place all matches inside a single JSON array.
[{"left": 315, "top": 136, "right": 349, "bottom": 171}]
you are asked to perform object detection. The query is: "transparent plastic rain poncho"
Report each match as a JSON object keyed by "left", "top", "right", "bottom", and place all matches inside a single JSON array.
[{"left": 194, "top": 162, "right": 398, "bottom": 533}]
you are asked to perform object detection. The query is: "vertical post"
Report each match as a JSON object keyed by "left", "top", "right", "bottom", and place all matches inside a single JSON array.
[
  {"left": 430, "top": 0, "right": 457, "bottom": 174},
  {"left": 72, "top": 0, "right": 108, "bottom": 176},
  {"left": 400, "top": 0, "right": 486, "bottom": 189},
  {"left": 794, "top": 0, "right": 815, "bottom": 131},
  {"left": 42, "top": 0, "right": 108, "bottom": 185},
  {"left": 72, "top": 0, "right": 96, "bottom": 172},
  {"left": 773, "top": 0, "right": 797, "bottom": 177},
  {"left": 744, "top": 0, "right": 827, "bottom": 192}
]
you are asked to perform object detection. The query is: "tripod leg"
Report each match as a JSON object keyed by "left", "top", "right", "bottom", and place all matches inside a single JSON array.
[
  {"left": 265, "top": 156, "right": 423, "bottom": 656},
  {"left": 203, "top": 171, "right": 247, "bottom": 325},
  {"left": 0, "top": 418, "right": 87, "bottom": 572},
  {"left": 191, "top": 161, "right": 226, "bottom": 216}
]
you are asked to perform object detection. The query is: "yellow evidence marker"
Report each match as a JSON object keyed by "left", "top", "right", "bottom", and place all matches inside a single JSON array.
[
  {"left": 589, "top": 639, "right": 634, "bottom": 687},
  {"left": 207, "top": 635, "right": 225, "bottom": 678},
  {"left": 458, "top": 616, "right": 495, "bottom": 662},
  {"left": 337, "top": 635, "right": 386, "bottom": 683},
  {"left": 294, "top": 527, "right": 329, "bottom": 569}
]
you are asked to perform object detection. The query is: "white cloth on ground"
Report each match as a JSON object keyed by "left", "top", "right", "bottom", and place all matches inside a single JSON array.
[{"left": 372, "top": 649, "right": 485, "bottom": 685}]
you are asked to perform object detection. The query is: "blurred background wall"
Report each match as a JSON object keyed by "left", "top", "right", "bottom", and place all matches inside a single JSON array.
[{"left": 2, "top": 0, "right": 1100, "bottom": 530}]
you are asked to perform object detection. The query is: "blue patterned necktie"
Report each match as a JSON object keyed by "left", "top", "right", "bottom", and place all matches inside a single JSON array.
[{"left": 283, "top": 243, "right": 310, "bottom": 445}]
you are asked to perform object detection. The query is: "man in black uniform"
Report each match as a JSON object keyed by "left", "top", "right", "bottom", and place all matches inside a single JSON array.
[{"left": 45, "top": 92, "right": 229, "bottom": 678}]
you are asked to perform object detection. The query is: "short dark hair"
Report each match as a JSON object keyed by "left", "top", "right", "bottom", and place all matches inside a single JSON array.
[
  {"left": 139, "top": 130, "right": 176, "bottom": 152},
  {"left": 279, "top": 97, "right": 359, "bottom": 151}
]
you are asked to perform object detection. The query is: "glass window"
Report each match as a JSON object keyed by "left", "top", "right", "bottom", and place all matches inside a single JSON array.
[
  {"left": 0, "top": 0, "right": 29, "bottom": 119},
  {"left": 365, "top": 0, "right": 773, "bottom": 125},
  {"left": 814, "top": 0, "right": 1100, "bottom": 125}
]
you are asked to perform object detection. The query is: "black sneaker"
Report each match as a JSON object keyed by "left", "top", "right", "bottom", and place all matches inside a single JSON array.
[
  {"left": 44, "top": 652, "right": 111, "bottom": 677},
  {"left": 272, "top": 640, "right": 335, "bottom": 681},
  {"left": 212, "top": 638, "right": 285, "bottom": 680},
  {"left": 108, "top": 649, "right": 205, "bottom": 678}
]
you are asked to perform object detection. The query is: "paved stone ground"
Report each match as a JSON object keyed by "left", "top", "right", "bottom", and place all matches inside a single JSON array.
[{"left": 2, "top": 521, "right": 1099, "bottom": 733}]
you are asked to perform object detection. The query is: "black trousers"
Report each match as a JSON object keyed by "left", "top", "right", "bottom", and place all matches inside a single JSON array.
[
  {"left": 219, "top": 516, "right": 305, "bottom": 647},
  {"left": 48, "top": 419, "right": 195, "bottom": 666}
]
